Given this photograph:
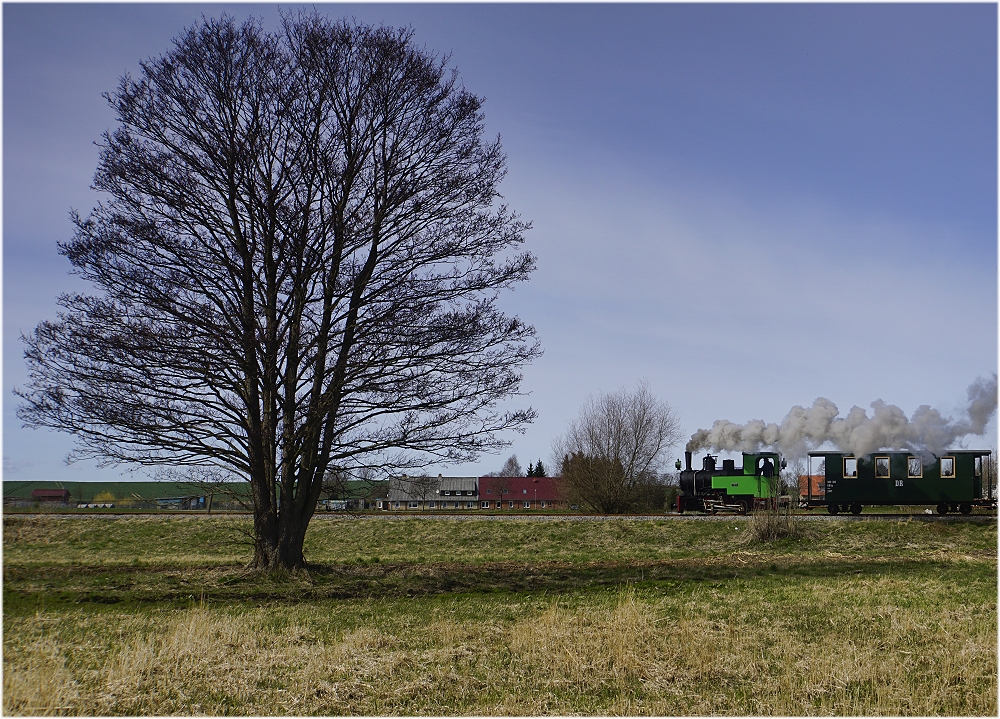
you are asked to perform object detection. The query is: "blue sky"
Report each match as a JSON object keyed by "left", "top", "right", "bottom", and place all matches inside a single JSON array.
[{"left": 4, "top": 3, "right": 997, "bottom": 482}]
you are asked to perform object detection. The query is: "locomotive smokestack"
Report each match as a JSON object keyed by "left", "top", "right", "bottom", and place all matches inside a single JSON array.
[{"left": 685, "top": 451, "right": 692, "bottom": 471}]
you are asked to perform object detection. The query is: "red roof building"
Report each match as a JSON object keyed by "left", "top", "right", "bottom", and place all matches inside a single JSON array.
[
  {"left": 798, "top": 474, "right": 825, "bottom": 498},
  {"left": 30, "top": 489, "right": 71, "bottom": 503},
  {"left": 478, "top": 476, "right": 565, "bottom": 510}
]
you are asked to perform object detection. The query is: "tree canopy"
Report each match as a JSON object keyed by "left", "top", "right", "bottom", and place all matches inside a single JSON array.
[
  {"left": 557, "top": 381, "right": 681, "bottom": 513},
  {"left": 17, "top": 13, "right": 539, "bottom": 569}
]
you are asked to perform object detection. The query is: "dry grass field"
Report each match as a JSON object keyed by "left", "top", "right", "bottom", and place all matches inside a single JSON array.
[{"left": 3, "top": 514, "right": 996, "bottom": 715}]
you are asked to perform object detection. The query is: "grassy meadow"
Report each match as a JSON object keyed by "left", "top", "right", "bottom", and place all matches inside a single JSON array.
[{"left": 3, "top": 514, "right": 997, "bottom": 715}]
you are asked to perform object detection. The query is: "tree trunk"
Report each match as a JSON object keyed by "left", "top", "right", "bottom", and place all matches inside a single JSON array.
[
  {"left": 250, "top": 471, "right": 314, "bottom": 572},
  {"left": 251, "top": 520, "right": 307, "bottom": 571}
]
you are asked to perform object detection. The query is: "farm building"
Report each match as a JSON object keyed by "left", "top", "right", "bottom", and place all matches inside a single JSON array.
[
  {"left": 384, "top": 474, "right": 439, "bottom": 509},
  {"left": 3, "top": 480, "right": 253, "bottom": 509},
  {"left": 379, "top": 475, "right": 565, "bottom": 510},
  {"left": 30, "top": 489, "right": 70, "bottom": 505},
  {"left": 383, "top": 475, "right": 479, "bottom": 510},
  {"left": 798, "top": 474, "right": 825, "bottom": 500},
  {"left": 320, "top": 478, "right": 387, "bottom": 510},
  {"left": 439, "top": 476, "right": 479, "bottom": 509},
  {"left": 155, "top": 496, "right": 207, "bottom": 510},
  {"left": 480, "top": 476, "right": 564, "bottom": 509}
]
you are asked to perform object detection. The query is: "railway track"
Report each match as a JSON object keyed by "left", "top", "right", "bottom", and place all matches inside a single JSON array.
[{"left": 4, "top": 510, "right": 996, "bottom": 522}]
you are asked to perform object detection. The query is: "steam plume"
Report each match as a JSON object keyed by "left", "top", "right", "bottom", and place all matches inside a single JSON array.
[{"left": 686, "top": 375, "right": 997, "bottom": 458}]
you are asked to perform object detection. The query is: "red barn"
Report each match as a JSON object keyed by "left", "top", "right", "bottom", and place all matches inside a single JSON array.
[{"left": 30, "top": 489, "right": 70, "bottom": 504}]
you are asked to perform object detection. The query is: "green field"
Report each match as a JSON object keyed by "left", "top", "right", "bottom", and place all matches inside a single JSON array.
[{"left": 3, "top": 514, "right": 996, "bottom": 715}]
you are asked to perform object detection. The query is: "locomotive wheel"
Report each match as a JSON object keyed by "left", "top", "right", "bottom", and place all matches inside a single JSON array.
[
  {"left": 936, "top": 502, "right": 949, "bottom": 515},
  {"left": 827, "top": 503, "right": 839, "bottom": 515},
  {"left": 960, "top": 503, "right": 972, "bottom": 515},
  {"left": 850, "top": 503, "right": 862, "bottom": 515}
]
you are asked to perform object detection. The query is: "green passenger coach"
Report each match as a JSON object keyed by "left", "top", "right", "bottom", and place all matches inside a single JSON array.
[{"left": 805, "top": 449, "right": 994, "bottom": 515}]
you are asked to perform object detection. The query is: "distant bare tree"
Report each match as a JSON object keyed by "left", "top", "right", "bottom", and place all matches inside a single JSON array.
[
  {"left": 157, "top": 465, "right": 249, "bottom": 513},
  {"left": 481, "top": 474, "right": 512, "bottom": 509},
  {"left": 981, "top": 447, "right": 997, "bottom": 500},
  {"left": 480, "top": 453, "right": 522, "bottom": 509},
  {"left": 483, "top": 453, "right": 523, "bottom": 477},
  {"left": 555, "top": 381, "right": 682, "bottom": 513},
  {"left": 782, "top": 457, "right": 806, "bottom": 501},
  {"left": 411, "top": 474, "right": 440, "bottom": 503},
  {"left": 500, "top": 454, "right": 524, "bottom": 477},
  {"left": 320, "top": 467, "right": 350, "bottom": 503}
]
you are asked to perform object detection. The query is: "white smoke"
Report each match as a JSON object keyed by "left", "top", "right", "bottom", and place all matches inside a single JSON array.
[{"left": 686, "top": 375, "right": 997, "bottom": 459}]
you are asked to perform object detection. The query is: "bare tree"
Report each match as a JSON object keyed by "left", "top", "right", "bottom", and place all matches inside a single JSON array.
[
  {"left": 483, "top": 453, "right": 523, "bottom": 477},
  {"left": 155, "top": 465, "right": 250, "bottom": 513},
  {"left": 16, "top": 14, "right": 539, "bottom": 571},
  {"left": 321, "top": 465, "right": 385, "bottom": 510},
  {"left": 555, "top": 381, "right": 682, "bottom": 513},
  {"left": 480, "top": 453, "right": 522, "bottom": 509},
  {"left": 982, "top": 447, "right": 997, "bottom": 501},
  {"left": 499, "top": 454, "right": 524, "bottom": 477},
  {"left": 782, "top": 457, "right": 806, "bottom": 502}
]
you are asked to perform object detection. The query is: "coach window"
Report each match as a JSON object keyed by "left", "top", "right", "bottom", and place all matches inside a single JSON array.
[
  {"left": 875, "top": 457, "right": 890, "bottom": 478},
  {"left": 907, "top": 457, "right": 922, "bottom": 479},
  {"left": 940, "top": 457, "right": 956, "bottom": 479},
  {"left": 843, "top": 457, "right": 858, "bottom": 478}
]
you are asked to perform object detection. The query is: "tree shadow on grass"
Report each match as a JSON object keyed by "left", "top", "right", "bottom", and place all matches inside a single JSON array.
[{"left": 3, "top": 554, "right": 979, "bottom": 612}]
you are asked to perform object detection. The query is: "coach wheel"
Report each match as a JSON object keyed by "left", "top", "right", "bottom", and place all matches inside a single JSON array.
[
  {"left": 827, "top": 503, "right": 839, "bottom": 515},
  {"left": 739, "top": 499, "right": 751, "bottom": 515},
  {"left": 936, "top": 502, "right": 949, "bottom": 515},
  {"left": 850, "top": 503, "right": 862, "bottom": 515},
  {"left": 960, "top": 503, "right": 972, "bottom": 515}
]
